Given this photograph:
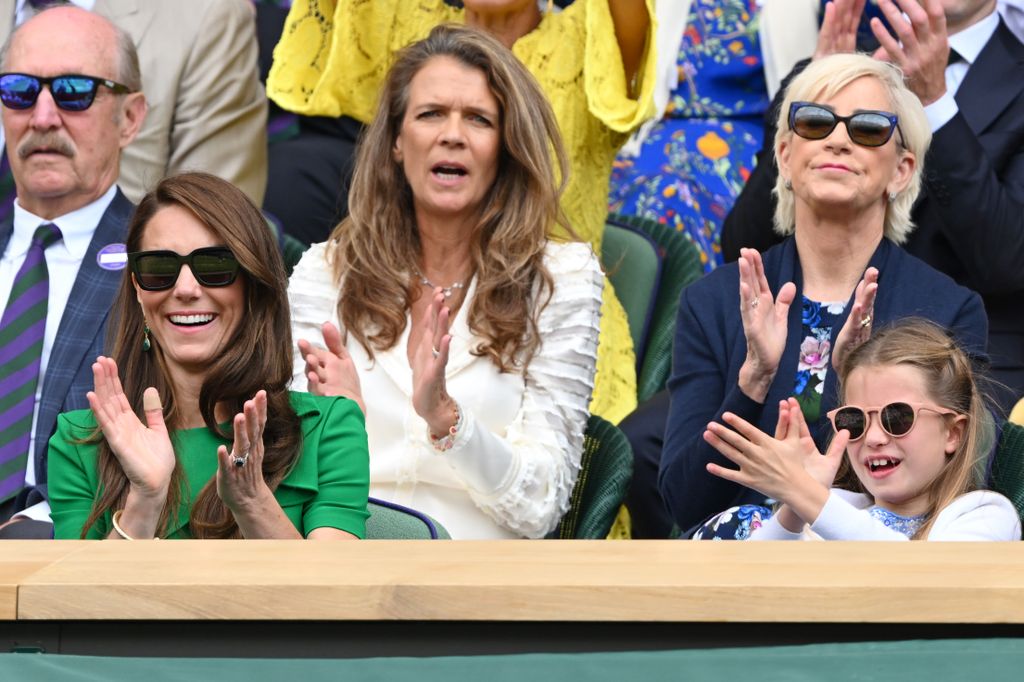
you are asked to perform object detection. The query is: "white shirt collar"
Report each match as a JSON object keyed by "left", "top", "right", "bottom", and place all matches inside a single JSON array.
[
  {"left": 12, "top": 185, "right": 118, "bottom": 260},
  {"left": 949, "top": 9, "right": 1000, "bottom": 65}
]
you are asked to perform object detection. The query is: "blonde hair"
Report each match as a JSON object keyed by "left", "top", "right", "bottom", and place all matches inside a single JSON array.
[
  {"left": 834, "top": 319, "right": 989, "bottom": 539},
  {"left": 772, "top": 53, "right": 931, "bottom": 244},
  {"left": 327, "top": 24, "right": 571, "bottom": 372}
]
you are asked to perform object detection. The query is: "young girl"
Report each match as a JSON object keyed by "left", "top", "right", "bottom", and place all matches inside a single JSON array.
[{"left": 702, "top": 320, "right": 1021, "bottom": 540}]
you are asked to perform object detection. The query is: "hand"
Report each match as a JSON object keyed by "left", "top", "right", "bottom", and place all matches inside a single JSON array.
[
  {"left": 831, "top": 267, "right": 878, "bottom": 373},
  {"left": 216, "top": 390, "right": 272, "bottom": 513},
  {"left": 737, "top": 248, "right": 797, "bottom": 402},
  {"left": 871, "top": 0, "right": 949, "bottom": 105},
  {"left": 775, "top": 398, "right": 844, "bottom": 489},
  {"left": 411, "top": 288, "right": 457, "bottom": 437},
  {"left": 298, "top": 321, "right": 365, "bottom": 415},
  {"left": 814, "top": 0, "right": 867, "bottom": 59},
  {"left": 704, "top": 409, "right": 848, "bottom": 523},
  {"left": 86, "top": 356, "right": 174, "bottom": 501}
]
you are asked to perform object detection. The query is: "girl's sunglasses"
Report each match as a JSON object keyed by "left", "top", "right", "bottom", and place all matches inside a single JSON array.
[
  {"left": 128, "top": 247, "right": 241, "bottom": 291},
  {"left": 0, "top": 72, "right": 134, "bottom": 111},
  {"left": 788, "top": 102, "right": 904, "bottom": 148},
  {"left": 826, "top": 402, "right": 960, "bottom": 442}
]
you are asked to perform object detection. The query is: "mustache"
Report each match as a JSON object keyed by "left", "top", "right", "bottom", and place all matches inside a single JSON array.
[{"left": 17, "top": 132, "right": 75, "bottom": 159}]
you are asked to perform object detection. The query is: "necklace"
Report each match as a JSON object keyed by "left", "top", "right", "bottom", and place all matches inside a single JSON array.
[{"left": 417, "top": 272, "right": 465, "bottom": 299}]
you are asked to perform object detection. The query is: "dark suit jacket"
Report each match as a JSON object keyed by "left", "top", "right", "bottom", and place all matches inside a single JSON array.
[
  {"left": 659, "top": 237, "right": 988, "bottom": 534},
  {"left": 721, "top": 20, "right": 1024, "bottom": 410},
  {"left": 0, "top": 189, "right": 133, "bottom": 511}
]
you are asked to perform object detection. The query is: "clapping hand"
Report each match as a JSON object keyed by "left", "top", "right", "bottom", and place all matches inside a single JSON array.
[
  {"left": 737, "top": 248, "right": 797, "bottom": 402},
  {"left": 411, "top": 288, "right": 457, "bottom": 437},
  {"left": 216, "top": 390, "right": 271, "bottom": 513},
  {"left": 298, "top": 321, "right": 365, "bottom": 415},
  {"left": 87, "top": 356, "right": 174, "bottom": 501},
  {"left": 871, "top": 0, "right": 950, "bottom": 105},
  {"left": 815, "top": 0, "right": 868, "bottom": 59},
  {"left": 832, "top": 266, "right": 878, "bottom": 373}
]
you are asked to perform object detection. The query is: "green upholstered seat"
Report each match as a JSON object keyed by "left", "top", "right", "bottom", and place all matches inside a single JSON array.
[
  {"left": 365, "top": 498, "right": 451, "bottom": 539},
  {"left": 601, "top": 221, "right": 661, "bottom": 367},
  {"left": 548, "top": 415, "right": 634, "bottom": 539},
  {"left": 991, "top": 421, "right": 1024, "bottom": 522}
]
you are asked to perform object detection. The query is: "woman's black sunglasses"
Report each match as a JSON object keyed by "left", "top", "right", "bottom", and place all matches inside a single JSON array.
[
  {"left": 789, "top": 102, "right": 905, "bottom": 148},
  {"left": 0, "top": 72, "right": 134, "bottom": 112},
  {"left": 128, "top": 247, "right": 241, "bottom": 292}
]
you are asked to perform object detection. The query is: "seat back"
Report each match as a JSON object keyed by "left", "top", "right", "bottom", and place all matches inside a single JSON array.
[
  {"left": 601, "top": 221, "right": 662, "bottom": 370},
  {"left": 548, "top": 415, "right": 634, "bottom": 539},
  {"left": 607, "top": 214, "right": 704, "bottom": 404},
  {"left": 365, "top": 497, "right": 451, "bottom": 539},
  {"left": 991, "top": 421, "right": 1024, "bottom": 522}
]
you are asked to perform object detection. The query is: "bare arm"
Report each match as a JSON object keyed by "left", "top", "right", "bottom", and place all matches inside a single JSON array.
[{"left": 608, "top": 0, "right": 651, "bottom": 91}]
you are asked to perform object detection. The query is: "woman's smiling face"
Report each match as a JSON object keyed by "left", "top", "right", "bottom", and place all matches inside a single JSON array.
[{"left": 133, "top": 205, "right": 245, "bottom": 381}]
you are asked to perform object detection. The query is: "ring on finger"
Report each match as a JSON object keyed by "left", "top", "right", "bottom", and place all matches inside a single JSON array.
[
  {"left": 750, "top": 299, "right": 760, "bottom": 309},
  {"left": 859, "top": 315, "right": 872, "bottom": 328},
  {"left": 232, "top": 450, "right": 250, "bottom": 468},
  {"left": 431, "top": 346, "right": 440, "bottom": 359}
]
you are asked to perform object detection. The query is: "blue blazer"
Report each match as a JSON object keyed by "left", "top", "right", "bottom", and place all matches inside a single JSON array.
[
  {"left": 0, "top": 189, "right": 134, "bottom": 511},
  {"left": 659, "top": 237, "right": 989, "bottom": 533}
]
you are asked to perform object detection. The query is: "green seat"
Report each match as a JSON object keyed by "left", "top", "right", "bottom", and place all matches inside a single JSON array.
[
  {"left": 601, "top": 221, "right": 661, "bottom": 367},
  {"left": 991, "top": 421, "right": 1024, "bottom": 523},
  {"left": 607, "top": 213, "right": 704, "bottom": 404},
  {"left": 548, "top": 415, "right": 634, "bottom": 539},
  {"left": 282, "top": 233, "right": 310, "bottom": 276},
  {"left": 365, "top": 498, "right": 451, "bottom": 539}
]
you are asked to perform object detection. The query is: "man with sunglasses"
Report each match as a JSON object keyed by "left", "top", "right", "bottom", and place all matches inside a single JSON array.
[
  {"left": 0, "top": 6, "right": 145, "bottom": 538},
  {"left": 723, "top": 0, "right": 1024, "bottom": 413}
]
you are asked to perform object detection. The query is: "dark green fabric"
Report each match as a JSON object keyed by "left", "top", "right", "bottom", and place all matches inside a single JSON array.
[
  {"left": 3, "top": 639, "right": 1023, "bottom": 680},
  {"left": 366, "top": 501, "right": 451, "bottom": 539},
  {"left": 992, "top": 421, "right": 1024, "bottom": 521},
  {"left": 601, "top": 222, "right": 660, "bottom": 363},
  {"left": 549, "top": 415, "right": 632, "bottom": 539},
  {"left": 282, "top": 233, "right": 309, "bottom": 276},
  {"left": 607, "top": 213, "right": 703, "bottom": 404}
]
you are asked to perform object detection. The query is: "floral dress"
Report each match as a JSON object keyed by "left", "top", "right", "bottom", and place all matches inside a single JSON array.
[
  {"left": 691, "top": 295, "right": 846, "bottom": 539},
  {"left": 608, "top": 0, "right": 769, "bottom": 272}
]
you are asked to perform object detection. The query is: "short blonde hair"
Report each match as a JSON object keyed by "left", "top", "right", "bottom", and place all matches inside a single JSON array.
[{"left": 772, "top": 54, "right": 931, "bottom": 244}]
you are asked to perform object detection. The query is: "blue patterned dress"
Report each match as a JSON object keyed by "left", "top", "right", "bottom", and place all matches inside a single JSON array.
[{"left": 608, "top": 0, "right": 769, "bottom": 272}]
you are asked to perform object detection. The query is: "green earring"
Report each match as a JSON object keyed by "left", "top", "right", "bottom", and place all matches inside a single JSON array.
[{"left": 142, "top": 322, "right": 151, "bottom": 351}]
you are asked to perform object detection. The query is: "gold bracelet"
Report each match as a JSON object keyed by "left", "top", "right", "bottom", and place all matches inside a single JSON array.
[
  {"left": 111, "top": 510, "right": 161, "bottom": 541},
  {"left": 111, "top": 509, "right": 134, "bottom": 540}
]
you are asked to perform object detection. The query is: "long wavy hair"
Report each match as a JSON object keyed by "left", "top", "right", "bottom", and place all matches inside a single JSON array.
[
  {"left": 833, "top": 319, "right": 989, "bottom": 540},
  {"left": 81, "top": 172, "right": 301, "bottom": 539},
  {"left": 328, "top": 24, "right": 571, "bottom": 372}
]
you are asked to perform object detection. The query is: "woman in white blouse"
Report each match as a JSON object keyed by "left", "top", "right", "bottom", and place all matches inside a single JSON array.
[{"left": 288, "top": 26, "right": 603, "bottom": 539}]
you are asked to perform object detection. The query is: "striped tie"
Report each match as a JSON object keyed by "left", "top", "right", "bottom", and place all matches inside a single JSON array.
[{"left": 0, "top": 223, "right": 62, "bottom": 503}]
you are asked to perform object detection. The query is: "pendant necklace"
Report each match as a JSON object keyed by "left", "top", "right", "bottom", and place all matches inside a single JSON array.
[{"left": 417, "top": 271, "right": 465, "bottom": 299}]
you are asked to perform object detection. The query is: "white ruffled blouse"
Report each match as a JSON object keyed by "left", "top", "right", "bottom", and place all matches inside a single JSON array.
[{"left": 287, "top": 240, "right": 603, "bottom": 539}]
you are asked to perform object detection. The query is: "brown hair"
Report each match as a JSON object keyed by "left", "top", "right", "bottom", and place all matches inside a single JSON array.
[
  {"left": 328, "top": 24, "right": 571, "bottom": 372},
  {"left": 82, "top": 172, "right": 301, "bottom": 539},
  {"left": 833, "top": 319, "right": 988, "bottom": 539}
]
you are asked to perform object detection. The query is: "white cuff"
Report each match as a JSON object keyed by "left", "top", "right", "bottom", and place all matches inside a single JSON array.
[{"left": 923, "top": 90, "right": 958, "bottom": 133}]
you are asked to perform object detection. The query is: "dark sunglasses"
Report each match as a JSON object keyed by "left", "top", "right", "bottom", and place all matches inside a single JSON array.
[
  {"left": 827, "top": 402, "right": 959, "bottom": 442},
  {"left": 0, "top": 72, "right": 134, "bottom": 112},
  {"left": 789, "top": 101, "right": 905, "bottom": 148},
  {"left": 128, "top": 247, "right": 241, "bottom": 292}
]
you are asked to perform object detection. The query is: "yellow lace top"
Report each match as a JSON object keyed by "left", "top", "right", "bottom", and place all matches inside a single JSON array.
[{"left": 268, "top": 0, "right": 656, "bottom": 423}]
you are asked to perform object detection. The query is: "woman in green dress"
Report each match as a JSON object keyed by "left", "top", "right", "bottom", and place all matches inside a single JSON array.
[{"left": 49, "top": 172, "right": 370, "bottom": 540}]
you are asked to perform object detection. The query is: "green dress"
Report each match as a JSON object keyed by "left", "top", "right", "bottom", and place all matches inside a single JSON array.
[{"left": 48, "top": 392, "right": 370, "bottom": 539}]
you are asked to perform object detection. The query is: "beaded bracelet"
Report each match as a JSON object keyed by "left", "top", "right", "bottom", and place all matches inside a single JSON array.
[
  {"left": 428, "top": 401, "right": 464, "bottom": 452},
  {"left": 111, "top": 509, "right": 160, "bottom": 541}
]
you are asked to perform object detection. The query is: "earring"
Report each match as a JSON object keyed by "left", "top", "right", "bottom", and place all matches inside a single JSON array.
[
  {"left": 784, "top": 179, "right": 793, "bottom": 190},
  {"left": 888, "top": 191, "right": 898, "bottom": 203},
  {"left": 142, "top": 322, "right": 151, "bottom": 352}
]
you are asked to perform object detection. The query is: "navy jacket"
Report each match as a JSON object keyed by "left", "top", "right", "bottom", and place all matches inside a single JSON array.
[{"left": 659, "top": 237, "right": 989, "bottom": 533}]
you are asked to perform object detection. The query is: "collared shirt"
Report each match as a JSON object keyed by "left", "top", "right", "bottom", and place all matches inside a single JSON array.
[
  {"left": 924, "top": 10, "right": 1001, "bottom": 131},
  {"left": 0, "top": 185, "right": 116, "bottom": 521}
]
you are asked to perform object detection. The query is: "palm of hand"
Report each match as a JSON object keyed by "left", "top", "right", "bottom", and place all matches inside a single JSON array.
[{"left": 104, "top": 409, "right": 175, "bottom": 494}]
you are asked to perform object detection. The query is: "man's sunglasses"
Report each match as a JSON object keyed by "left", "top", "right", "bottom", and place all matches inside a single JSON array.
[
  {"left": 789, "top": 102, "right": 905, "bottom": 148},
  {"left": 128, "top": 247, "right": 241, "bottom": 292},
  {"left": 826, "top": 402, "right": 960, "bottom": 442},
  {"left": 0, "top": 73, "right": 134, "bottom": 112}
]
